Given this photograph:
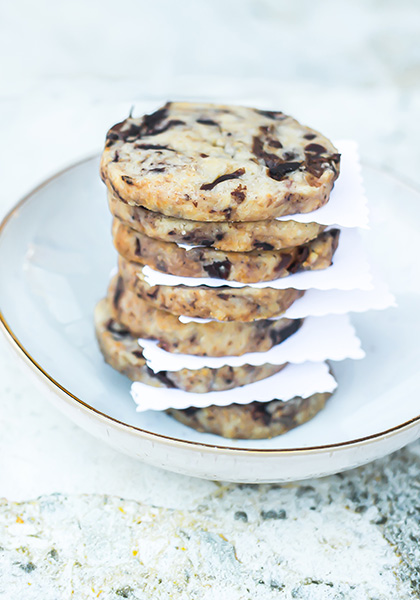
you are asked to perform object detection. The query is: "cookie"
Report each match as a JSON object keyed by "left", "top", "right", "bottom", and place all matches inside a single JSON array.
[
  {"left": 108, "top": 275, "right": 303, "bottom": 357},
  {"left": 113, "top": 220, "right": 340, "bottom": 284},
  {"left": 108, "top": 192, "right": 326, "bottom": 252},
  {"left": 118, "top": 256, "right": 304, "bottom": 322},
  {"left": 95, "top": 299, "right": 285, "bottom": 393},
  {"left": 101, "top": 102, "right": 340, "bottom": 222},
  {"left": 168, "top": 392, "right": 331, "bottom": 439}
]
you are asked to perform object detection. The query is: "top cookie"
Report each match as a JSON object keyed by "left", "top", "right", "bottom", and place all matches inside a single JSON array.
[{"left": 101, "top": 102, "right": 340, "bottom": 222}]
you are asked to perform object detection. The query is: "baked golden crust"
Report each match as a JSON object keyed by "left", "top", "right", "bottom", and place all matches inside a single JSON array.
[
  {"left": 168, "top": 392, "right": 331, "bottom": 439},
  {"left": 118, "top": 256, "right": 305, "bottom": 322},
  {"left": 113, "top": 219, "right": 340, "bottom": 284},
  {"left": 108, "top": 192, "right": 326, "bottom": 252},
  {"left": 95, "top": 298, "right": 285, "bottom": 393},
  {"left": 108, "top": 275, "right": 302, "bottom": 357},
  {"left": 100, "top": 102, "right": 340, "bottom": 222}
]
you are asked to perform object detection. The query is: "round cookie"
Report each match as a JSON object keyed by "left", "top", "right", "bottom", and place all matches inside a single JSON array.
[
  {"left": 101, "top": 102, "right": 340, "bottom": 222},
  {"left": 168, "top": 392, "right": 331, "bottom": 439},
  {"left": 108, "top": 192, "right": 326, "bottom": 252},
  {"left": 118, "top": 256, "right": 305, "bottom": 322},
  {"left": 95, "top": 298, "right": 285, "bottom": 393},
  {"left": 113, "top": 220, "right": 340, "bottom": 284},
  {"left": 108, "top": 275, "right": 303, "bottom": 357}
]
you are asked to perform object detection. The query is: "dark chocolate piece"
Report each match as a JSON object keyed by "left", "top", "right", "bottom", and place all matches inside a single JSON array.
[
  {"left": 106, "top": 319, "right": 131, "bottom": 339},
  {"left": 142, "top": 106, "right": 169, "bottom": 134},
  {"left": 255, "top": 109, "right": 285, "bottom": 120},
  {"left": 304, "top": 153, "right": 331, "bottom": 178},
  {"left": 254, "top": 242, "right": 274, "bottom": 251},
  {"left": 182, "top": 406, "right": 198, "bottom": 416},
  {"left": 282, "top": 151, "right": 297, "bottom": 160},
  {"left": 182, "top": 235, "right": 213, "bottom": 246},
  {"left": 252, "top": 137, "right": 302, "bottom": 181},
  {"left": 304, "top": 143, "right": 327, "bottom": 154},
  {"left": 203, "top": 260, "right": 232, "bottom": 280},
  {"left": 155, "top": 261, "right": 168, "bottom": 273},
  {"left": 231, "top": 184, "right": 247, "bottom": 203},
  {"left": 105, "top": 104, "right": 183, "bottom": 145},
  {"left": 269, "top": 162, "right": 302, "bottom": 180},
  {"left": 200, "top": 168, "right": 245, "bottom": 191},
  {"left": 269, "top": 319, "right": 302, "bottom": 346},
  {"left": 120, "top": 122, "right": 143, "bottom": 141},
  {"left": 288, "top": 246, "right": 310, "bottom": 273},
  {"left": 113, "top": 276, "right": 124, "bottom": 309},
  {"left": 274, "top": 253, "right": 294, "bottom": 272},
  {"left": 146, "top": 367, "right": 176, "bottom": 388},
  {"left": 197, "top": 118, "right": 219, "bottom": 126},
  {"left": 147, "top": 119, "right": 185, "bottom": 137},
  {"left": 146, "top": 288, "right": 159, "bottom": 300},
  {"left": 329, "top": 228, "right": 341, "bottom": 253},
  {"left": 134, "top": 144, "right": 174, "bottom": 151},
  {"left": 108, "top": 179, "right": 126, "bottom": 202},
  {"left": 134, "top": 238, "right": 141, "bottom": 257},
  {"left": 105, "top": 120, "right": 135, "bottom": 146}
]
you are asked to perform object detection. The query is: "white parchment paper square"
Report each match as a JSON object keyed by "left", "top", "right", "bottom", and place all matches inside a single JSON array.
[
  {"left": 139, "top": 314, "right": 364, "bottom": 372},
  {"left": 178, "top": 276, "right": 395, "bottom": 324},
  {"left": 131, "top": 361, "right": 337, "bottom": 411},
  {"left": 142, "top": 228, "right": 373, "bottom": 291},
  {"left": 276, "top": 140, "right": 368, "bottom": 227}
]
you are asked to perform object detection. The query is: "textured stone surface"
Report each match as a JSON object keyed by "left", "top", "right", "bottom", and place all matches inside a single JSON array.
[{"left": 2, "top": 445, "right": 420, "bottom": 599}]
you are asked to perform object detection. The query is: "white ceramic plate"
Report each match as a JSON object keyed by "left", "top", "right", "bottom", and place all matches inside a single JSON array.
[{"left": 1, "top": 156, "right": 419, "bottom": 482}]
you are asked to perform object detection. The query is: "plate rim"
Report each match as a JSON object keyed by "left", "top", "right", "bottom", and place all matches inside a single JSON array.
[{"left": 1, "top": 155, "right": 420, "bottom": 456}]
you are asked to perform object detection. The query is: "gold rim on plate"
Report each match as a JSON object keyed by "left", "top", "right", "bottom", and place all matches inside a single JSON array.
[{"left": 1, "top": 155, "right": 419, "bottom": 456}]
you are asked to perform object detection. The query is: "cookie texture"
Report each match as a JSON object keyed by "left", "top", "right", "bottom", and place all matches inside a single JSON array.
[
  {"left": 118, "top": 256, "right": 305, "bottom": 322},
  {"left": 109, "top": 192, "right": 326, "bottom": 252},
  {"left": 108, "top": 275, "right": 302, "bottom": 357},
  {"left": 95, "top": 299, "right": 285, "bottom": 393},
  {"left": 168, "top": 392, "right": 331, "bottom": 439},
  {"left": 95, "top": 298, "right": 327, "bottom": 439},
  {"left": 101, "top": 102, "right": 340, "bottom": 222},
  {"left": 113, "top": 220, "right": 340, "bottom": 284}
]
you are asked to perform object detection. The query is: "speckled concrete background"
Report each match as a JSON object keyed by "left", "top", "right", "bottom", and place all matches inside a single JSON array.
[
  {"left": 1, "top": 0, "right": 420, "bottom": 597},
  {"left": 2, "top": 446, "right": 420, "bottom": 598}
]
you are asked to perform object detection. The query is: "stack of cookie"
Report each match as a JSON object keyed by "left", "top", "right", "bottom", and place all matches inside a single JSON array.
[{"left": 96, "top": 101, "right": 344, "bottom": 439}]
